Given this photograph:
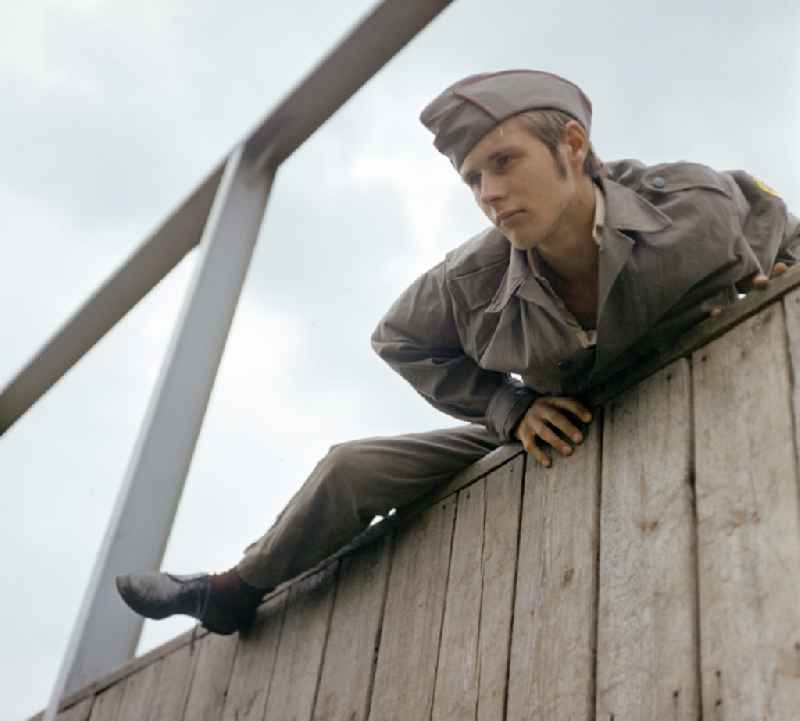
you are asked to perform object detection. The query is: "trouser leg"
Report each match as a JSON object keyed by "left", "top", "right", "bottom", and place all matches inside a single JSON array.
[{"left": 236, "top": 423, "right": 501, "bottom": 590}]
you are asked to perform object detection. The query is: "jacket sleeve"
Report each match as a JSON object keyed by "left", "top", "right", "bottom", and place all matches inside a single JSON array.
[
  {"left": 777, "top": 210, "right": 800, "bottom": 266},
  {"left": 371, "top": 260, "right": 536, "bottom": 442},
  {"left": 725, "top": 170, "right": 800, "bottom": 271}
]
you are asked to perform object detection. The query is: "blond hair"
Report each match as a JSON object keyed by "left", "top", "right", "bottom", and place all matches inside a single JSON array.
[{"left": 516, "top": 109, "right": 605, "bottom": 179}]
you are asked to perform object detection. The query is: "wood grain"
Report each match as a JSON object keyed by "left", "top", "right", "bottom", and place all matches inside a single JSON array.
[
  {"left": 597, "top": 359, "right": 699, "bottom": 720},
  {"left": 262, "top": 567, "right": 337, "bottom": 721},
  {"left": 146, "top": 643, "right": 197, "bottom": 721},
  {"left": 312, "top": 536, "right": 392, "bottom": 721},
  {"left": 369, "top": 496, "right": 457, "bottom": 721},
  {"left": 693, "top": 303, "right": 800, "bottom": 719},
  {"left": 432, "top": 480, "right": 486, "bottom": 721},
  {"left": 52, "top": 627, "right": 204, "bottom": 715},
  {"left": 433, "top": 456, "right": 524, "bottom": 721},
  {"left": 181, "top": 631, "right": 239, "bottom": 721},
  {"left": 784, "top": 287, "right": 800, "bottom": 469},
  {"left": 87, "top": 682, "right": 125, "bottom": 721},
  {"left": 506, "top": 420, "right": 600, "bottom": 721},
  {"left": 477, "top": 456, "right": 524, "bottom": 721},
  {"left": 222, "top": 591, "right": 287, "bottom": 721},
  {"left": 116, "top": 664, "right": 159, "bottom": 721}
]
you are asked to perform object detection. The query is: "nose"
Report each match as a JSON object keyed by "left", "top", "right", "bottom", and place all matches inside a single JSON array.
[{"left": 479, "top": 174, "right": 505, "bottom": 206}]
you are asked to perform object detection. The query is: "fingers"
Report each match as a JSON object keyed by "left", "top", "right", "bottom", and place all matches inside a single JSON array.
[
  {"left": 540, "top": 410, "right": 582, "bottom": 445},
  {"left": 515, "top": 424, "right": 552, "bottom": 467},
  {"left": 516, "top": 396, "right": 594, "bottom": 468},
  {"left": 544, "top": 396, "right": 592, "bottom": 424},
  {"left": 528, "top": 442, "right": 552, "bottom": 468},
  {"left": 535, "top": 422, "right": 574, "bottom": 457},
  {"left": 746, "top": 263, "right": 789, "bottom": 292}
]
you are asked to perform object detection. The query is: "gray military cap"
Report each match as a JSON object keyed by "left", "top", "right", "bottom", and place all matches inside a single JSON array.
[{"left": 420, "top": 69, "right": 593, "bottom": 170}]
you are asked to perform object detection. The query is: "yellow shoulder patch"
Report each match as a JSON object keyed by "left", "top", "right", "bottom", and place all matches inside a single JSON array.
[{"left": 754, "top": 177, "right": 780, "bottom": 197}]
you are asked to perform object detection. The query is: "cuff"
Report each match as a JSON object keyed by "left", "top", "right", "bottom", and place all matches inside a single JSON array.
[{"left": 486, "top": 380, "right": 538, "bottom": 442}]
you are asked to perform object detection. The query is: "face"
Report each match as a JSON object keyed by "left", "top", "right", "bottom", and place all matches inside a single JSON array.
[{"left": 459, "top": 116, "right": 584, "bottom": 252}]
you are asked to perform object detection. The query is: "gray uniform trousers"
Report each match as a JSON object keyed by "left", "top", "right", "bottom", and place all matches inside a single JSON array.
[{"left": 236, "top": 424, "right": 501, "bottom": 590}]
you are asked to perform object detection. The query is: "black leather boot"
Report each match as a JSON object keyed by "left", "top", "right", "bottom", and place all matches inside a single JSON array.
[{"left": 115, "top": 570, "right": 263, "bottom": 635}]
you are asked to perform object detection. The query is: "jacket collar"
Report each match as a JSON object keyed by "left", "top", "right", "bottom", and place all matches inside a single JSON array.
[
  {"left": 600, "top": 176, "right": 671, "bottom": 234},
  {"left": 485, "top": 178, "right": 672, "bottom": 315}
]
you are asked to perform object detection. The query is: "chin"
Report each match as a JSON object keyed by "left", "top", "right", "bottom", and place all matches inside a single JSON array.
[{"left": 507, "top": 234, "right": 539, "bottom": 252}]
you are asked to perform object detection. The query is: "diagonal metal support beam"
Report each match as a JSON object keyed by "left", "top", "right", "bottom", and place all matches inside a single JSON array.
[
  {"left": 44, "top": 145, "right": 275, "bottom": 719},
  {"left": 0, "top": 165, "right": 224, "bottom": 435},
  {"left": 0, "top": 0, "right": 453, "bottom": 437},
  {"left": 244, "top": 0, "right": 454, "bottom": 171}
]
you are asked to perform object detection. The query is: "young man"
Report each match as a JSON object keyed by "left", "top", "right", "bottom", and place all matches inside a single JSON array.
[{"left": 117, "top": 69, "right": 799, "bottom": 634}]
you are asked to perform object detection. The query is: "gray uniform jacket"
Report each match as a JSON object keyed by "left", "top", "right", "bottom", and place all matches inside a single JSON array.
[{"left": 372, "top": 159, "right": 800, "bottom": 442}]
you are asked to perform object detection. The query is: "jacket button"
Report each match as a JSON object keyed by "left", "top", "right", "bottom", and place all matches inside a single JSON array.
[
  {"left": 557, "top": 359, "right": 574, "bottom": 372},
  {"left": 651, "top": 176, "right": 665, "bottom": 189}
]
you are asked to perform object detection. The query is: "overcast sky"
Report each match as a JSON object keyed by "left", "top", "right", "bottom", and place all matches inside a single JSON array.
[{"left": 2, "top": 1, "right": 799, "bottom": 718}]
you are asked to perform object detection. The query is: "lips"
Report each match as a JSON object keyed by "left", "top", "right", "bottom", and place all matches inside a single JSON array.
[{"left": 497, "top": 210, "right": 524, "bottom": 225}]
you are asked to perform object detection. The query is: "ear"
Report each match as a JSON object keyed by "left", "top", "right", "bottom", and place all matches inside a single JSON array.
[{"left": 560, "top": 120, "right": 589, "bottom": 170}]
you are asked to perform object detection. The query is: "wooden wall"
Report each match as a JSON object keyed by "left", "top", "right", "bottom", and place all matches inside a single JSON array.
[{"left": 34, "top": 289, "right": 800, "bottom": 721}]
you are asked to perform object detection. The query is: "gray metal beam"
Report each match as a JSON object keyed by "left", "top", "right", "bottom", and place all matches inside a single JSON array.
[
  {"left": 0, "top": 164, "right": 224, "bottom": 435},
  {"left": 0, "top": 0, "right": 453, "bottom": 435},
  {"left": 44, "top": 145, "right": 274, "bottom": 719},
  {"left": 243, "top": 0, "right": 454, "bottom": 170}
]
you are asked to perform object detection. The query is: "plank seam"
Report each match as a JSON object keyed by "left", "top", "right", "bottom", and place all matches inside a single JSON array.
[
  {"left": 363, "top": 533, "right": 396, "bottom": 721},
  {"left": 428, "top": 498, "right": 460, "bottom": 721},
  {"left": 177, "top": 632, "right": 205, "bottom": 721},
  {"left": 779, "top": 296, "right": 800, "bottom": 546},
  {"left": 591, "top": 409, "right": 604, "bottom": 721},
  {"left": 687, "top": 357, "right": 704, "bottom": 721},
  {"left": 218, "top": 636, "right": 241, "bottom": 718},
  {"left": 140, "top": 659, "right": 162, "bottom": 721},
  {"left": 260, "top": 593, "right": 289, "bottom": 720},
  {"left": 307, "top": 562, "right": 340, "bottom": 721},
  {"left": 501, "top": 454, "right": 527, "bottom": 721},
  {"left": 473, "top": 478, "right": 489, "bottom": 721},
  {"left": 79, "top": 695, "right": 96, "bottom": 721}
]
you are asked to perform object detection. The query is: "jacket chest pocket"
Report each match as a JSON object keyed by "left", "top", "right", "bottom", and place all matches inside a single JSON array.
[{"left": 449, "top": 260, "right": 508, "bottom": 356}]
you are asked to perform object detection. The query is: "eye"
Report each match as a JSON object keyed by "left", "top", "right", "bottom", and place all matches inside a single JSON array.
[
  {"left": 465, "top": 172, "right": 481, "bottom": 190},
  {"left": 495, "top": 154, "right": 511, "bottom": 170}
]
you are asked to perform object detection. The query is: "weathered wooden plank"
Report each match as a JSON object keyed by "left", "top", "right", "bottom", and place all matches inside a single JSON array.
[
  {"left": 506, "top": 421, "right": 600, "bottom": 721},
  {"left": 262, "top": 567, "right": 337, "bottom": 721},
  {"left": 222, "top": 591, "right": 287, "bottom": 721},
  {"left": 369, "top": 496, "right": 457, "bottom": 721},
  {"left": 427, "top": 445, "right": 525, "bottom": 509},
  {"left": 54, "top": 627, "right": 202, "bottom": 715},
  {"left": 147, "top": 643, "right": 197, "bottom": 721},
  {"left": 87, "top": 682, "right": 125, "bottom": 721},
  {"left": 432, "top": 480, "right": 486, "bottom": 721},
  {"left": 27, "top": 701, "right": 89, "bottom": 721},
  {"left": 785, "top": 286, "right": 800, "bottom": 462},
  {"left": 597, "top": 359, "right": 699, "bottom": 720},
  {"left": 181, "top": 631, "right": 239, "bottom": 721},
  {"left": 477, "top": 456, "right": 524, "bottom": 721},
  {"left": 312, "top": 536, "right": 392, "bottom": 721},
  {"left": 432, "top": 456, "right": 524, "bottom": 721},
  {"left": 116, "top": 663, "right": 159, "bottom": 721},
  {"left": 57, "top": 697, "right": 94, "bottom": 721},
  {"left": 693, "top": 303, "right": 800, "bottom": 718}
]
